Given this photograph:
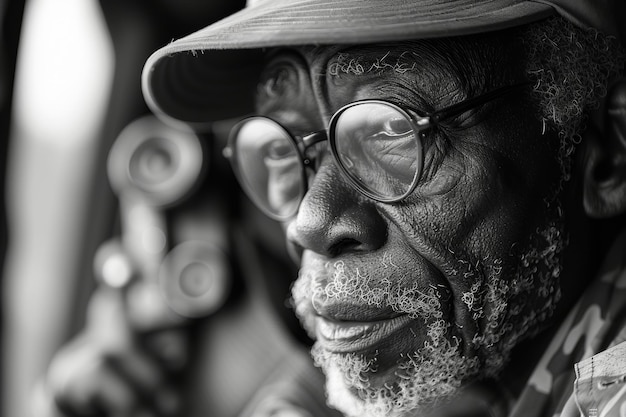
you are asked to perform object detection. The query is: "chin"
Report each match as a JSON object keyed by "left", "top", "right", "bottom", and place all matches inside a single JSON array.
[{"left": 310, "top": 335, "right": 481, "bottom": 417}]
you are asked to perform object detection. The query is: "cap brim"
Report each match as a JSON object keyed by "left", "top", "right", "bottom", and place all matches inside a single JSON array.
[{"left": 143, "top": 0, "right": 555, "bottom": 128}]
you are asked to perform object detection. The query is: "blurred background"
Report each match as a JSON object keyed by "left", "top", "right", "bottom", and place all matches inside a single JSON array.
[{"left": 0, "top": 1, "right": 315, "bottom": 416}]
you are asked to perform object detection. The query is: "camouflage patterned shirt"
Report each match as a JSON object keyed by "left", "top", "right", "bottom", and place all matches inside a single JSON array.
[{"left": 511, "top": 230, "right": 626, "bottom": 417}]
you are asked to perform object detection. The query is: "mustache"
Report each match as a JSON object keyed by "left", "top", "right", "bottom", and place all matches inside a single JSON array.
[{"left": 293, "top": 256, "right": 447, "bottom": 320}]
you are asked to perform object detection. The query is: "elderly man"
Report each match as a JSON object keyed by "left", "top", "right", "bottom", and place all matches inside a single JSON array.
[
  {"left": 46, "top": 1, "right": 626, "bottom": 417},
  {"left": 141, "top": 1, "right": 626, "bottom": 416}
]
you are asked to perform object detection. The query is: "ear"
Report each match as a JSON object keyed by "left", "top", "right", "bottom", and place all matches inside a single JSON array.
[{"left": 582, "top": 78, "right": 626, "bottom": 218}]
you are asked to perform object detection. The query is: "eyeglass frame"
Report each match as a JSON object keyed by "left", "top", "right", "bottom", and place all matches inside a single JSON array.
[{"left": 224, "top": 82, "right": 529, "bottom": 220}]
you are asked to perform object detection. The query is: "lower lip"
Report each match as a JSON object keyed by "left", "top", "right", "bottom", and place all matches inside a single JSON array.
[{"left": 315, "top": 315, "right": 413, "bottom": 353}]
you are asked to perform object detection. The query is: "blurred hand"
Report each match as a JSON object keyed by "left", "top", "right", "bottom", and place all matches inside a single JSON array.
[{"left": 38, "top": 287, "right": 183, "bottom": 417}]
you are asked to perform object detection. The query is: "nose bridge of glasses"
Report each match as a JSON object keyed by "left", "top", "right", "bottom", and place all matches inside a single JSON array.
[
  {"left": 299, "top": 130, "right": 329, "bottom": 166},
  {"left": 301, "top": 130, "right": 328, "bottom": 149}
]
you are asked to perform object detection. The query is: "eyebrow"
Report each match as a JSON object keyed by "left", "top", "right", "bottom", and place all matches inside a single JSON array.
[
  {"left": 327, "top": 50, "right": 422, "bottom": 77},
  {"left": 324, "top": 43, "right": 471, "bottom": 100}
]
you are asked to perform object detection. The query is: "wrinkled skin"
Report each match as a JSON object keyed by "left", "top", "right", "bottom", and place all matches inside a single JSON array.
[{"left": 254, "top": 38, "right": 596, "bottom": 417}]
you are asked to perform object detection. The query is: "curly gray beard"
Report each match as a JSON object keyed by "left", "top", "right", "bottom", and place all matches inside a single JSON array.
[{"left": 291, "top": 217, "right": 566, "bottom": 417}]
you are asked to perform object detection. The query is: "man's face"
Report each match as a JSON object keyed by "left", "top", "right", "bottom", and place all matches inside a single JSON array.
[{"left": 255, "top": 39, "right": 567, "bottom": 417}]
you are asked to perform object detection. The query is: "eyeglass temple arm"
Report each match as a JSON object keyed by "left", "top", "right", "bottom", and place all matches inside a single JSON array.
[{"left": 429, "top": 82, "right": 530, "bottom": 124}]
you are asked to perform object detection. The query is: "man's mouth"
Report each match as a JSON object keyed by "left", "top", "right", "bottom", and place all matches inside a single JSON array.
[{"left": 314, "top": 314, "right": 413, "bottom": 354}]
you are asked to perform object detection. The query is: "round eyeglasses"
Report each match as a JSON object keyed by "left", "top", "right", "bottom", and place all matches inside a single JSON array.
[{"left": 224, "top": 83, "right": 527, "bottom": 220}]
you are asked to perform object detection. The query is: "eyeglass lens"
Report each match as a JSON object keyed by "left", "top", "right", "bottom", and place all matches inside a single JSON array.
[
  {"left": 230, "top": 117, "right": 305, "bottom": 219},
  {"left": 331, "top": 101, "right": 422, "bottom": 201}
]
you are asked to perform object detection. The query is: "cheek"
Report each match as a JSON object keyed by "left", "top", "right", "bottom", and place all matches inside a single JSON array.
[
  {"left": 382, "top": 145, "right": 558, "bottom": 275},
  {"left": 469, "top": 131, "right": 557, "bottom": 242},
  {"left": 385, "top": 188, "right": 513, "bottom": 263}
]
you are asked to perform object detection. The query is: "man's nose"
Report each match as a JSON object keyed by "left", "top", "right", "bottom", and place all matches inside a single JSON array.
[{"left": 286, "top": 161, "right": 387, "bottom": 258}]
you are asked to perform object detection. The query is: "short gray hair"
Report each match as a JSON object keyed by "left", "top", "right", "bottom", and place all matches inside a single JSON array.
[{"left": 523, "top": 17, "right": 624, "bottom": 180}]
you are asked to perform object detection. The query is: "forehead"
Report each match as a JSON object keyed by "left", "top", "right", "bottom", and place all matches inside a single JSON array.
[
  {"left": 256, "top": 35, "right": 522, "bottom": 118},
  {"left": 310, "top": 43, "right": 466, "bottom": 110}
]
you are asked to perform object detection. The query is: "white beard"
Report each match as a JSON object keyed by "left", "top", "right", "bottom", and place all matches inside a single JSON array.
[
  {"left": 291, "top": 219, "right": 566, "bottom": 417},
  {"left": 312, "top": 335, "right": 480, "bottom": 417}
]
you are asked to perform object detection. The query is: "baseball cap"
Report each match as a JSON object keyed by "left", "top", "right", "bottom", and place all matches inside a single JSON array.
[{"left": 142, "top": 0, "right": 625, "bottom": 129}]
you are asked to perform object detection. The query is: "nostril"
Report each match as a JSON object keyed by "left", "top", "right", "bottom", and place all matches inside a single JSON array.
[{"left": 328, "top": 238, "right": 367, "bottom": 257}]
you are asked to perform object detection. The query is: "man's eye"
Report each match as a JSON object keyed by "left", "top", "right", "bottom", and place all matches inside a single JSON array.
[
  {"left": 266, "top": 139, "right": 295, "bottom": 159},
  {"left": 381, "top": 117, "right": 412, "bottom": 137}
]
